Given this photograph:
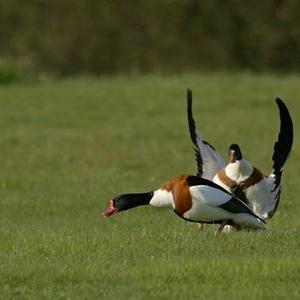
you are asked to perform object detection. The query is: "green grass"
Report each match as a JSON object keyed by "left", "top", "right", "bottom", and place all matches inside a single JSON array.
[{"left": 0, "top": 72, "right": 300, "bottom": 299}]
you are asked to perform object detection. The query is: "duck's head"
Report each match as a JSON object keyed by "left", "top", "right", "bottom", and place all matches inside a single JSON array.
[
  {"left": 228, "top": 144, "right": 243, "bottom": 163},
  {"left": 102, "top": 198, "right": 119, "bottom": 217},
  {"left": 102, "top": 192, "right": 154, "bottom": 217}
]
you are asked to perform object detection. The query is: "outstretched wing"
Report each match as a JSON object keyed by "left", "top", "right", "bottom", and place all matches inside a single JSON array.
[
  {"left": 267, "top": 97, "right": 293, "bottom": 218},
  {"left": 187, "top": 89, "right": 225, "bottom": 180}
]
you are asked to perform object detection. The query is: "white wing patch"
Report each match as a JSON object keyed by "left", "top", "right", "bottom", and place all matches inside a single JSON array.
[
  {"left": 190, "top": 185, "right": 231, "bottom": 207},
  {"left": 196, "top": 133, "right": 225, "bottom": 180}
]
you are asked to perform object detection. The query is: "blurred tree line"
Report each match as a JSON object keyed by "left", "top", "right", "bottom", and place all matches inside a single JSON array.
[{"left": 1, "top": 0, "right": 300, "bottom": 77}]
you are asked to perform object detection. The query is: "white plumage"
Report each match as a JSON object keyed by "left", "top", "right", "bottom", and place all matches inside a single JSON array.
[
  {"left": 187, "top": 90, "right": 293, "bottom": 221},
  {"left": 103, "top": 174, "right": 266, "bottom": 233},
  {"left": 186, "top": 185, "right": 264, "bottom": 229}
]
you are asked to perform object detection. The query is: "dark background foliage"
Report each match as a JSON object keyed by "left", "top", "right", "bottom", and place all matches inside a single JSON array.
[{"left": 1, "top": 0, "right": 300, "bottom": 76}]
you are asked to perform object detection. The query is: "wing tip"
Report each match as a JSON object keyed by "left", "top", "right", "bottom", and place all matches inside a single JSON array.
[
  {"left": 186, "top": 89, "right": 203, "bottom": 177},
  {"left": 186, "top": 88, "right": 196, "bottom": 141},
  {"left": 275, "top": 97, "right": 292, "bottom": 121},
  {"left": 187, "top": 88, "right": 192, "bottom": 104},
  {"left": 272, "top": 95, "right": 294, "bottom": 171},
  {"left": 275, "top": 97, "right": 287, "bottom": 109}
]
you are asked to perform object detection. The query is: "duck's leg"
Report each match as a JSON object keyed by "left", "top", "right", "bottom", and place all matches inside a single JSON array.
[
  {"left": 214, "top": 220, "right": 228, "bottom": 235},
  {"left": 197, "top": 223, "right": 204, "bottom": 230}
]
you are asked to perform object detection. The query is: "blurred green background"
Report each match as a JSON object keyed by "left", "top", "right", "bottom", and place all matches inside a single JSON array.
[
  {"left": 1, "top": 0, "right": 300, "bottom": 82},
  {"left": 1, "top": 2, "right": 300, "bottom": 299}
]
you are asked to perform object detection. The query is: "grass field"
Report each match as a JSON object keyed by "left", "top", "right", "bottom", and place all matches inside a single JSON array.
[{"left": 0, "top": 72, "right": 300, "bottom": 299}]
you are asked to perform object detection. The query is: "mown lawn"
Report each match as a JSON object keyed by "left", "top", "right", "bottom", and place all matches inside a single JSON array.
[{"left": 0, "top": 72, "right": 300, "bottom": 299}]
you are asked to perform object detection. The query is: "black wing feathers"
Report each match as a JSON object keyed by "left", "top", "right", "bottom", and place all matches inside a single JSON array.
[
  {"left": 186, "top": 175, "right": 231, "bottom": 195},
  {"left": 219, "top": 199, "right": 266, "bottom": 223},
  {"left": 187, "top": 89, "right": 203, "bottom": 177},
  {"left": 186, "top": 176, "right": 266, "bottom": 223},
  {"left": 272, "top": 98, "right": 293, "bottom": 190}
]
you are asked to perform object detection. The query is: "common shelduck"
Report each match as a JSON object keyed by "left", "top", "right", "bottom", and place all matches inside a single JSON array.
[
  {"left": 187, "top": 89, "right": 293, "bottom": 220},
  {"left": 103, "top": 175, "right": 266, "bottom": 234}
]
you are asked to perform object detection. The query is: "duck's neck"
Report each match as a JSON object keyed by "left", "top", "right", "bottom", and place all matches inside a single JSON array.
[
  {"left": 225, "top": 159, "right": 254, "bottom": 182},
  {"left": 114, "top": 192, "right": 153, "bottom": 212},
  {"left": 116, "top": 189, "right": 174, "bottom": 212}
]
